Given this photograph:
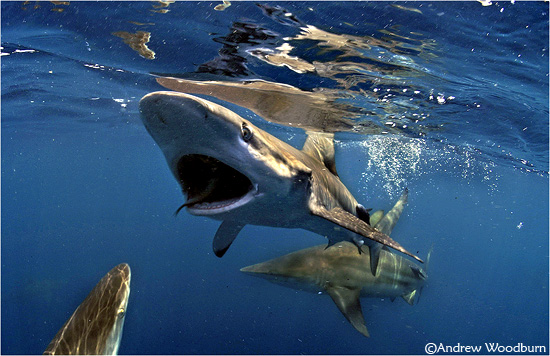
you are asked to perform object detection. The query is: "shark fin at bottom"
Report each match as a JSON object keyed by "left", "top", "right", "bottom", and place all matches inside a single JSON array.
[
  {"left": 213, "top": 221, "right": 245, "bottom": 258},
  {"left": 402, "top": 290, "right": 417, "bottom": 306},
  {"left": 326, "top": 286, "right": 370, "bottom": 338}
]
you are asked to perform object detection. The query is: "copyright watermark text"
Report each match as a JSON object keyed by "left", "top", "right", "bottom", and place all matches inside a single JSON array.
[{"left": 425, "top": 342, "right": 547, "bottom": 354}]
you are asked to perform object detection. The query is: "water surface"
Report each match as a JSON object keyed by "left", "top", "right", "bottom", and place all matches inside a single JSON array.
[{"left": 1, "top": 1, "right": 548, "bottom": 354}]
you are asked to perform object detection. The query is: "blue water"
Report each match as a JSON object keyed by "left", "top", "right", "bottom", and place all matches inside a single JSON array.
[{"left": 1, "top": 1, "right": 548, "bottom": 355}]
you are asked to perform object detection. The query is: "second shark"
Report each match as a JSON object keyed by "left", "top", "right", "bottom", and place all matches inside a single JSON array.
[{"left": 241, "top": 189, "right": 429, "bottom": 337}]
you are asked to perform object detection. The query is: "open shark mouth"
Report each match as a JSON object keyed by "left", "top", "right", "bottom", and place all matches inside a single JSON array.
[{"left": 175, "top": 154, "right": 256, "bottom": 215}]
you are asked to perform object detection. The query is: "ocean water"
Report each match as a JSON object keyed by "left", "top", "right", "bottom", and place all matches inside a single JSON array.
[{"left": 1, "top": 1, "right": 548, "bottom": 355}]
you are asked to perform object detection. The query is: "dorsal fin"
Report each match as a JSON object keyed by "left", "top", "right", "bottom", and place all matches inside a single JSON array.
[
  {"left": 375, "top": 188, "right": 408, "bottom": 236},
  {"left": 302, "top": 131, "right": 338, "bottom": 177}
]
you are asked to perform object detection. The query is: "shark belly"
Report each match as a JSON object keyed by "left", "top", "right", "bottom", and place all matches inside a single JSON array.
[{"left": 192, "top": 189, "right": 310, "bottom": 228}]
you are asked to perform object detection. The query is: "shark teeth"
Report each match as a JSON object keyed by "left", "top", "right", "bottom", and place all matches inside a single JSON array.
[
  {"left": 187, "top": 187, "right": 258, "bottom": 216},
  {"left": 191, "top": 198, "right": 240, "bottom": 210}
]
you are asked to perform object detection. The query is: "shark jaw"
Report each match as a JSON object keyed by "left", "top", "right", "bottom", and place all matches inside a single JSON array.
[
  {"left": 139, "top": 91, "right": 308, "bottom": 220},
  {"left": 175, "top": 154, "right": 258, "bottom": 215}
]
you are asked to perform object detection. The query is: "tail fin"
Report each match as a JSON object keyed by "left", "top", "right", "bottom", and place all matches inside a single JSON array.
[
  {"left": 402, "top": 290, "right": 418, "bottom": 306},
  {"left": 369, "top": 189, "right": 409, "bottom": 276},
  {"left": 425, "top": 244, "right": 434, "bottom": 273},
  {"left": 405, "top": 245, "right": 433, "bottom": 305}
]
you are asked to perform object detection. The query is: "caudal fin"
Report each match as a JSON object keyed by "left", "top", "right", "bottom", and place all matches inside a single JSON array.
[
  {"left": 403, "top": 246, "right": 433, "bottom": 305},
  {"left": 402, "top": 289, "right": 418, "bottom": 306}
]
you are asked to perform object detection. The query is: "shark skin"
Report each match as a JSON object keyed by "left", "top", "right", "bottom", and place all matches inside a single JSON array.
[
  {"left": 44, "top": 264, "right": 131, "bottom": 355},
  {"left": 241, "top": 190, "right": 427, "bottom": 338},
  {"left": 139, "top": 91, "right": 422, "bottom": 269}
]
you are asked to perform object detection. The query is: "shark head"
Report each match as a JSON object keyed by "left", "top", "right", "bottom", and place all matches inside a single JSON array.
[
  {"left": 139, "top": 91, "right": 312, "bottom": 220},
  {"left": 44, "top": 263, "right": 131, "bottom": 355}
]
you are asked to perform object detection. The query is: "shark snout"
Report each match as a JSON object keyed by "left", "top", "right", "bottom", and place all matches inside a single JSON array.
[
  {"left": 139, "top": 91, "right": 246, "bottom": 147},
  {"left": 139, "top": 91, "right": 210, "bottom": 130}
]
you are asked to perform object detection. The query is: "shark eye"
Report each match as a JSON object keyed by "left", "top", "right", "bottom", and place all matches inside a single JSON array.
[
  {"left": 241, "top": 124, "right": 253, "bottom": 142},
  {"left": 117, "top": 307, "right": 125, "bottom": 318}
]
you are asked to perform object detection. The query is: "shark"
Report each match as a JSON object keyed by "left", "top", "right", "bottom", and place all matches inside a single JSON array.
[
  {"left": 44, "top": 263, "right": 131, "bottom": 355},
  {"left": 240, "top": 189, "right": 428, "bottom": 338},
  {"left": 139, "top": 91, "right": 423, "bottom": 272}
]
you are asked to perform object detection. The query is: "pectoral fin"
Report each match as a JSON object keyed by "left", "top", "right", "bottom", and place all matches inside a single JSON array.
[
  {"left": 302, "top": 131, "right": 338, "bottom": 177},
  {"left": 310, "top": 205, "right": 423, "bottom": 263},
  {"left": 326, "top": 287, "right": 369, "bottom": 338},
  {"left": 402, "top": 290, "right": 417, "bottom": 306},
  {"left": 213, "top": 221, "right": 245, "bottom": 258}
]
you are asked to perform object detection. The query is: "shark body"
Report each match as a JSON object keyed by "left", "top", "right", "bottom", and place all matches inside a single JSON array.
[
  {"left": 139, "top": 91, "right": 422, "bottom": 270},
  {"left": 44, "top": 263, "right": 131, "bottom": 355},
  {"left": 241, "top": 190, "right": 427, "bottom": 337}
]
